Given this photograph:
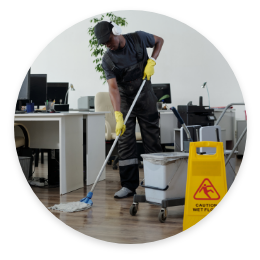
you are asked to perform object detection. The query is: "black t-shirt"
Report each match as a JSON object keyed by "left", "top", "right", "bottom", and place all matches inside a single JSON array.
[{"left": 102, "top": 31, "right": 155, "bottom": 80}]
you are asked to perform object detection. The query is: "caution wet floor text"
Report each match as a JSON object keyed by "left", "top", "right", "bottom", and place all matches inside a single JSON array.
[{"left": 183, "top": 141, "right": 228, "bottom": 231}]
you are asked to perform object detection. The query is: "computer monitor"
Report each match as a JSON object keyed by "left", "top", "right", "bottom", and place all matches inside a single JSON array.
[
  {"left": 47, "top": 83, "right": 68, "bottom": 104},
  {"left": 152, "top": 83, "right": 172, "bottom": 103},
  {"left": 30, "top": 74, "right": 47, "bottom": 108},
  {"left": 16, "top": 68, "right": 31, "bottom": 110},
  {"left": 18, "top": 68, "right": 31, "bottom": 100}
]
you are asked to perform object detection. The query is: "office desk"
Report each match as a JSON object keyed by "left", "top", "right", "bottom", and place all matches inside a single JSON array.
[
  {"left": 135, "top": 110, "right": 177, "bottom": 144},
  {"left": 14, "top": 111, "right": 108, "bottom": 194}
]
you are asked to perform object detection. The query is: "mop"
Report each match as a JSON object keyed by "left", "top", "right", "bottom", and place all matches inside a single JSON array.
[{"left": 48, "top": 78, "right": 147, "bottom": 213}]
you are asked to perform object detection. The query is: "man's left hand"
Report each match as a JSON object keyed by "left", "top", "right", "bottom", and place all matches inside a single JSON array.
[{"left": 143, "top": 59, "right": 156, "bottom": 80}]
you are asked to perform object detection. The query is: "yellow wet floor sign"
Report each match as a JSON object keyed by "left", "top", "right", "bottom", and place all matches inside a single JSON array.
[{"left": 183, "top": 141, "right": 227, "bottom": 231}]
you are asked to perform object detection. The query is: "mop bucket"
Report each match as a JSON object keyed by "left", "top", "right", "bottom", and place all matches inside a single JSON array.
[
  {"left": 141, "top": 152, "right": 189, "bottom": 204},
  {"left": 183, "top": 141, "right": 228, "bottom": 231}
]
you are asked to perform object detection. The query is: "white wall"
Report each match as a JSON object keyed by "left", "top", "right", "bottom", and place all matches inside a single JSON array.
[{"left": 31, "top": 10, "right": 245, "bottom": 119}]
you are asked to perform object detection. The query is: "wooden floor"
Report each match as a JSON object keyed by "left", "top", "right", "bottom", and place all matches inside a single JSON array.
[{"left": 31, "top": 154, "right": 242, "bottom": 244}]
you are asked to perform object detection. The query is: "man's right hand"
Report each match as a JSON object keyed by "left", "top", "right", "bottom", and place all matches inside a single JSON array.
[{"left": 115, "top": 111, "right": 126, "bottom": 136}]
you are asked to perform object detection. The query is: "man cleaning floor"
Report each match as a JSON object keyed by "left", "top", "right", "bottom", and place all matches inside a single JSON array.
[{"left": 94, "top": 21, "right": 164, "bottom": 198}]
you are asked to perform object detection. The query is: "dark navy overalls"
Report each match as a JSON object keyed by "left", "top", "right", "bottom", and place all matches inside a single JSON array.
[{"left": 103, "top": 33, "right": 162, "bottom": 192}]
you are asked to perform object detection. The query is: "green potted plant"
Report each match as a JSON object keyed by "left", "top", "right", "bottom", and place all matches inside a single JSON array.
[
  {"left": 157, "top": 94, "right": 170, "bottom": 110},
  {"left": 88, "top": 12, "right": 128, "bottom": 84}
]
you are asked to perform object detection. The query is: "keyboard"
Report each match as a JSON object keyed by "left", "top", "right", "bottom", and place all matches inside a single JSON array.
[
  {"left": 33, "top": 110, "right": 49, "bottom": 113},
  {"left": 15, "top": 111, "right": 26, "bottom": 114}
]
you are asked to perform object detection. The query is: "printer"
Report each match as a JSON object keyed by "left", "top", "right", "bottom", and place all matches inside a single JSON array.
[
  {"left": 77, "top": 96, "right": 95, "bottom": 111},
  {"left": 177, "top": 96, "right": 216, "bottom": 128}
]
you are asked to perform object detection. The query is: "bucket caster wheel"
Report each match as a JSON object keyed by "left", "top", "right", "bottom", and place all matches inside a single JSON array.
[
  {"left": 130, "top": 203, "right": 138, "bottom": 216},
  {"left": 158, "top": 208, "right": 168, "bottom": 223}
]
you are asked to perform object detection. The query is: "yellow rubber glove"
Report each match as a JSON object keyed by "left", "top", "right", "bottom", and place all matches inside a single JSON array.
[
  {"left": 115, "top": 111, "right": 126, "bottom": 136},
  {"left": 143, "top": 58, "right": 156, "bottom": 80}
]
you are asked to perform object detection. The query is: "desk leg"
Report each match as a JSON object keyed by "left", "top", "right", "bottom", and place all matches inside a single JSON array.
[
  {"left": 86, "top": 114, "right": 106, "bottom": 185},
  {"left": 60, "top": 116, "right": 83, "bottom": 195}
]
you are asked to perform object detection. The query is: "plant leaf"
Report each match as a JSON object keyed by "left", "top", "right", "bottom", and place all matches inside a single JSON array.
[{"left": 158, "top": 94, "right": 170, "bottom": 102}]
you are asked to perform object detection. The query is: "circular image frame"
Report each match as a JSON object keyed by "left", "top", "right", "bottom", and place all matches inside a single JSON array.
[{"left": 7, "top": 7, "right": 254, "bottom": 250}]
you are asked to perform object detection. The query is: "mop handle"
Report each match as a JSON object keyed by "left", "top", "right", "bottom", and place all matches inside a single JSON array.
[
  {"left": 90, "top": 78, "right": 147, "bottom": 193},
  {"left": 170, "top": 106, "right": 192, "bottom": 141},
  {"left": 170, "top": 106, "right": 184, "bottom": 124}
]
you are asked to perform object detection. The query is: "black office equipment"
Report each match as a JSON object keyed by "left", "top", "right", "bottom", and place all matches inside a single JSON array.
[
  {"left": 15, "top": 111, "right": 26, "bottom": 114},
  {"left": 30, "top": 74, "right": 47, "bottom": 109},
  {"left": 16, "top": 68, "right": 31, "bottom": 111},
  {"left": 177, "top": 97, "right": 215, "bottom": 128},
  {"left": 48, "top": 149, "right": 59, "bottom": 185},
  {"left": 152, "top": 83, "right": 172, "bottom": 103},
  {"left": 199, "top": 96, "right": 203, "bottom": 106},
  {"left": 47, "top": 82, "right": 68, "bottom": 104},
  {"left": 33, "top": 110, "right": 49, "bottom": 113},
  {"left": 54, "top": 104, "right": 69, "bottom": 111}
]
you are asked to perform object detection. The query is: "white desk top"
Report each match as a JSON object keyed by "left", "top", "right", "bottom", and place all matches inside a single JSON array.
[
  {"left": 158, "top": 110, "right": 173, "bottom": 113},
  {"left": 214, "top": 108, "right": 235, "bottom": 112},
  {"left": 14, "top": 111, "right": 110, "bottom": 118}
]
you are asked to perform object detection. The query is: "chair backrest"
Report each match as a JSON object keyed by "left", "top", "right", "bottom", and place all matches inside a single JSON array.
[
  {"left": 95, "top": 92, "right": 116, "bottom": 132},
  {"left": 14, "top": 123, "right": 30, "bottom": 147}
]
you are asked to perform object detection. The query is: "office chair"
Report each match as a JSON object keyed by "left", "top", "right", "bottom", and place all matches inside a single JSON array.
[
  {"left": 14, "top": 123, "right": 30, "bottom": 148},
  {"left": 15, "top": 123, "right": 35, "bottom": 178}
]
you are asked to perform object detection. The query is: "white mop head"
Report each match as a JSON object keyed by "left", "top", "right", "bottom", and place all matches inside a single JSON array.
[{"left": 48, "top": 201, "right": 92, "bottom": 213}]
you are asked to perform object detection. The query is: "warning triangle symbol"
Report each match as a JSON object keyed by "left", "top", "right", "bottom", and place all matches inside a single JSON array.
[{"left": 193, "top": 178, "right": 220, "bottom": 200}]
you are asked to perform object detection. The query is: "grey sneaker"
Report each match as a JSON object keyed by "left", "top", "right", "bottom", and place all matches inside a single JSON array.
[{"left": 114, "top": 187, "right": 135, "bottom": 199}]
